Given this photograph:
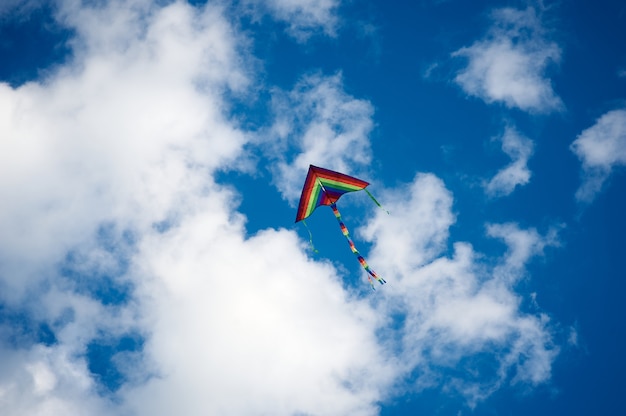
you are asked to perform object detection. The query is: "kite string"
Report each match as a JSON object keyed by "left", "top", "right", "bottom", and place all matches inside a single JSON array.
[{"left": 330, "top": 203, "right": 386, "bottom": 288}]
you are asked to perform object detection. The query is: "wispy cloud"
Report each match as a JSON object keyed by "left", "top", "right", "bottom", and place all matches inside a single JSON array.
[
  {"left": 570, "top": 108, "right": 626, "bottom": 202},
  {"left": 241, "top": 0, "right": 340, "bottom": 40},
  {"left": 0, "top": 0, "right": 43, "bottom": 18},
  {"left": 265, "top": 72, "right": 375, "bottom": 203},
  {"left": 484, "top": 126, "right": 534, "bottom": 197},
  {"left": 452, "top": 7, "right": 562, "bottom": 113}
]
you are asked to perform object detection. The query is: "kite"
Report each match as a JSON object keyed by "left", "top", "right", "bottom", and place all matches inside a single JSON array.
[{"left": 295, "top": 165, "right": 386, "bottom": 289}]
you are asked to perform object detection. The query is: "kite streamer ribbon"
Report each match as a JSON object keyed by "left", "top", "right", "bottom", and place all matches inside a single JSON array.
[
  {"left": 364, "top": 189, "right": 390, "bottom": 215},
  {"left": 330, "top": 203, "right": 386, "bottom": 289},
  {"left": 301, "top": 219, "right": 319, "bottom": 253}
]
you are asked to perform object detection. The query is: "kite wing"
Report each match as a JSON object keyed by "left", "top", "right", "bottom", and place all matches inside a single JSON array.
[{"left": 295, "top": 165, "right": 369, "bottom": 222}]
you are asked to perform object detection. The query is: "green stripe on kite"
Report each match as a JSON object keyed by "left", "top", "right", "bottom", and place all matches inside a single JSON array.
[{"left": 295, "top": 165, "right": 369, "bottom": 222}]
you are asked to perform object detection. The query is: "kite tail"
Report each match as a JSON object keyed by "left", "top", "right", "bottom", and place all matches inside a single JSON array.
[
  {"left": 330, "top": 203, "right": 386, "bottom": 287},
  {"left": 301, "top": 219, "right": 319, "bottom": 253},
  {"left": 364, "top": 189, "right": 389, "bottom": 215}
]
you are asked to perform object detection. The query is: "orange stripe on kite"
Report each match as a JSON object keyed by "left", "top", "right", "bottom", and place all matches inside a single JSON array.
[{"left": 295, "top": 165, "right": 369, "bottom": 222}]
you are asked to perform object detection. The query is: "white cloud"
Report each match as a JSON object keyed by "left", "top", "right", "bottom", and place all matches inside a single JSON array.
[
  {"left": 0, "top": 0, "right": 248, "bottom": 296},
  {"left": 0, "top": 1, "right": 390, "bottom": 414},
  {"left": 0, "top": 344, "right": 112, "bottom": 415},
  {"left": 570, "top": 108, "right": 626, "bottom": 202},
  {"left": 0, "top": 1, "right": 561, "bottom": 414},
  {"left": 362, "top": 174, "right": 559, "bottom": 405},
  {"left": 122, "top": 216, "right": 394, "bottom": 416},
  {"left": 453, "top": 7, "right": 562, "bottom": 113},
  {"left": 242, "top": 0, "right": 340, "bottom": 40},
  {"left": 567, "top": 325, "right": 579, "bottom": 347},
  {"left": 487, "top": 222, "right": 559, "bottom": 278},
  {"left": 265, "top": 72, "right": 375, "bottom": 203},
  {"left": 360, "top": 173, "right": 455, "bottom": 277},
  {"left": 0, "top": 0, "right": 43, "bottom": 18},
  {"left": 484, "top": 126, "right": 534, "bottom": 197}
]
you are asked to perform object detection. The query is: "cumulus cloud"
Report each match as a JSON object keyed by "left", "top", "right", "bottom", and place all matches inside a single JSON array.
[
  {"left": 0, "top": 0, "right": 561, "bottom": 414},
  {"left": 265, "top": 72, "right": 375, "bottom": 203},
  {"left": 123, "top": 217, "right": 394, "bottom": 416},
  {"left": 484, "top": 126, "right": 534, "bottom": 197},
  {"left": 362, "top": 174, "right": 559, "bottom": 405},
  {"left": 570, "top": 108, "right": 626, "bottom": 202},
  {"left": 453, "top": 7, "right": 562, "bottom": 113},
  {"left": 0, "top": 1, "right": 388, "bottom": 414},
  {"left": 0, "top": 0, "right": 259, "bottom": 413},
  {"left": 0, "top": 345, "right": 112, "bottom": 415},
  {"left": 0, "top": 0, "right": 247, "bottom": 297}
]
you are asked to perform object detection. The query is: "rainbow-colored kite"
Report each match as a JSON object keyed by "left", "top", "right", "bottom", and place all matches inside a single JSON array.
[{"left": 295, "top": 165, "right": 386, "bottom": 288}]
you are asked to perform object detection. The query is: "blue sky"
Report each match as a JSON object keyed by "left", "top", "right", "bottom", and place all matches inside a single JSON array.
[{"left": 0, "top": 0, "right": 625, "bottom": 414}]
